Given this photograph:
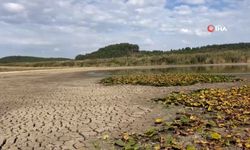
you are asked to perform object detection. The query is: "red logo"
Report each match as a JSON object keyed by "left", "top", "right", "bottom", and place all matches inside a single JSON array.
[{"left": 207, "top": 25, "right": 215, "bottom": 32}]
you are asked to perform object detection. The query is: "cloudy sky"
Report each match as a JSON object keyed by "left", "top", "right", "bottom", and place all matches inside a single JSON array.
[{"left": 0, "top": 0, "right": 249, "bottom": 58}]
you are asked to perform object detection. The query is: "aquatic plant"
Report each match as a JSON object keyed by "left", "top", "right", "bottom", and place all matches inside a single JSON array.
[{"left": 101, "top": 73, "right": 241, "bottom": 87}]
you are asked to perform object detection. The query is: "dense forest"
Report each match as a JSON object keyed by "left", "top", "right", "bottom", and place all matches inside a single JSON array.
[
  {"left": 0, "top": 56, "right": 70, "bottom": 63},
  {"left": 0, "top": 43, "right": 249, "bottom": 67},
  {"left": 75, "top": 43, "right": 139, "bottom": 60}
]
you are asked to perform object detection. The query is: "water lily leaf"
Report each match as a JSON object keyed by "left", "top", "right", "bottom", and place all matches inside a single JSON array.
[
  {"left": 155, "top": 118, "right": 163, "bottom": 124},
  {"left": 124, "top": 143, "right": 140, "bottom": 150},
  {"left": 190, "top": 115, "right": 197, "bottom": 121},
  {"left": 127, "top": 138, "right": 136, "bottom": 146},
  {"left": 154, "top": 144, "right": 161, "bottom": 150},
  {"left": 245, "top": 142, "right": 250, "bottom": 148},
  {"left": 103, "top": 134, "right": 109, "bottom": 140},
  {"left": 180, "top": 115, "right": 190, "bottom": 125},
  {"left": 186, "top": 144, "right": 196, "bottom": 150},
  {"left": 172, "top": 143, "right": 182, "bottom": 149},
  {"left": 224, "top": 139, "right": 230, "bottom": 146},
  {"left": 209, "top": 132, "right": 221, "bottom": 140},
  {"left": 123, "top": 132, "right": 130, "bottom": 141},
  {"left": 115, "top": 139, "right": 125, "bottom": 147},
  {"left": 206, "top": 120, "right": 217, "bottom": 128},
  {"left": 207, "top": 106, "right": 212, "bottom": 111},
  {"left": 145, "top": 128, "right": 157, "bottom": 137}
]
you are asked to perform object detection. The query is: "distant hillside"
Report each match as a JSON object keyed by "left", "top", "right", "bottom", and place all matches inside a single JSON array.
[
  {"left": 139, "top": 43, "right": 250, "bottom": 56},
  {"left": 75, "top": 43, "right": 250, "bottom": 60},
  {"left": 75, "top": 43, "right": 139, "bottom": 60},
  {"left": 0, "top": 42, "right": 249, "bottom": 67},
  {"left": 0, "top": 56, "right": 70, "bottom": 63}
]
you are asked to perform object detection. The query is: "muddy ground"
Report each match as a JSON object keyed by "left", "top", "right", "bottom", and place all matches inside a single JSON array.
[{"left": 0, "top": 68, "right": 249, "bottom": 150}]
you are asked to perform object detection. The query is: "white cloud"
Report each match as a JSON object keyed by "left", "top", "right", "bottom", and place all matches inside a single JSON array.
[
  {"left": 0, "top": 37, "right": 51, "bottom": 45},
  {"left": 0, "top": 0, "right": 249, "bottom": 58},
  {"left": 182, "top": 40, "right": 190, "bottom": 45},
  {"left": 2, "top": 3, "right": 25, "bottom": 13},
  {"left": 126, "top": 0, "right": 165, "bottom": 7},
  {"left": 194, "top": 29, "right": 211, "bottom": 37},
  {"left": 127, "top": 0, "right": 145, "bottom": 6},
  {"left": 53, "top": 48, "right": 60, "bottom": 52},
  {"left": 181, "top": 0, "right": 206, "bottom": 5},
  {"left": 174, "top": 5, "right": 192, "bottom": 15},
  {"left": 180, "top": 28, "right": 193, "bottom": 34},
  {"left": 194, "top": 6, "right": 208, "bottom": 13},
  {"left": 144, "top": 38, "right": 154, "bottom": 45}
]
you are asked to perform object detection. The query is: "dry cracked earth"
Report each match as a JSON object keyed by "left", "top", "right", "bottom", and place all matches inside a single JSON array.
[{"left": 0, "top": 69, "right": 249, "bottom": 150}]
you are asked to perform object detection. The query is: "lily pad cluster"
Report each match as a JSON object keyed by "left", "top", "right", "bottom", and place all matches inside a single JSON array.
[
  {"left": 158, "top": 85, "right": 250, "bottom": 127},
  {"left": 101, "top": 73, "right": 240, "bottom": 87},
  {"left": 113, "top": 85, "right": 250, "bottom": 149}
]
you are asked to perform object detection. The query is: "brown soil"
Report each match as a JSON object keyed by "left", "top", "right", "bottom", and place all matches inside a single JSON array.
[{"left": 0, "top": 68, "right": 249, "bottom": 149}]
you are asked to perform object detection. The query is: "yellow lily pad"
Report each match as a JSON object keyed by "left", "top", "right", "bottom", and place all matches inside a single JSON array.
[
  {"left": 209, "top": 132, "right": 221, "bottom": 140},
  {"left": 186, "top": 144, "right": 196, "bottom": 150},
  {"left": 155, "top": 118, "right": 163, "bottom": 124}
]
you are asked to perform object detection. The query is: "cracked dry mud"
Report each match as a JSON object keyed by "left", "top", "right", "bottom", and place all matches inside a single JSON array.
[{"left": 0, "top": 69, "right": 248, "bottom": 150}]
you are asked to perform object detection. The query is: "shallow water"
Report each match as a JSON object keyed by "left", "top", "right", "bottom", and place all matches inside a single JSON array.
[
  {"left": 86, "top": 64, "right": 250, "bottom": 77},
  {"left": 115, "top": 65, "right": 250, "bottom": 74}
]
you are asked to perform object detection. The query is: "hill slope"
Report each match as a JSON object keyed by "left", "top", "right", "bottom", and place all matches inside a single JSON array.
[
  {"left": 75, "top": 43, "right": 250, "bottom": 60},
  {"left": 140, "top": 43, "right": 250, "bottom": 56},
  {"left": 75, "top": 43, "right": 139, "bottom": 60},
  {"left": 0, "top": 56, "right": 70, "bottom": 63}
]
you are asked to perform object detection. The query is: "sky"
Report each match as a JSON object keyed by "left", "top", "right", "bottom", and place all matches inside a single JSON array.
[{"left": 0, "top": 0, "right": 249, "bottom": 58}]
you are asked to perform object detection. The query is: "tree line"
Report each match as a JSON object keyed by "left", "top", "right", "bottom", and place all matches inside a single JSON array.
[
  {"left": 0, "top": 42, "right": 249, "bottom": 67},
  {"left": 75, "top": 43, "right": 139, "bottom": 60},
  {"left": 0, "top": 56, "right": 70, "bottom": 63}
]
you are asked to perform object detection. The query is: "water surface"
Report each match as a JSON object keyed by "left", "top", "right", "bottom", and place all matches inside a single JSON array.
[{"left": 86, "top": 64, "right": 250, "bottom": 77}]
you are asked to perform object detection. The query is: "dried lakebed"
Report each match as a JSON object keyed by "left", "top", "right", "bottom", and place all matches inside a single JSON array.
[{"left": 0, "top": 69, "right": 249, "bottom": 149}]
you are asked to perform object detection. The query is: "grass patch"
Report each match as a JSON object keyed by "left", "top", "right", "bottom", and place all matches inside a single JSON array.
[
  {"left": 113, "top": 85, "right": 250, "bottom": 149},
  {"left": 101, "top": 73, "right": 241, "bottom": 87}
]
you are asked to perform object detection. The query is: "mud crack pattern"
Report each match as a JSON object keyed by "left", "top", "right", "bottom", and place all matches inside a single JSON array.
[{"left": 0, "top": 70, "right": 246, "bottom": 149}]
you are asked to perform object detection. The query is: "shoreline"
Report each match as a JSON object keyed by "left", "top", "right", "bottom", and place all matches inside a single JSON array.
[{"left": 0, "top": 63, "right": 249, "bottom": 75}]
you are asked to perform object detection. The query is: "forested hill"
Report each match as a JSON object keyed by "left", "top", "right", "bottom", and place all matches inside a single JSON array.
[
  {"left": 0, "top": 42, "right": 249, "bottom": 66},
  {"left": 140, "top": 43, "right": 250, "bottom": 55},
  {"left": 75, "top": 43, "right": 139, "bottom": 60},
  {"left": 182, "top": 43, "right": 250, "bottom": 53},
  {"left": 75, "top": 43, "right": 250, "bottom": 60},
  {"left": 0, "top": 56, "right": 70, "bottom": 63}
]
